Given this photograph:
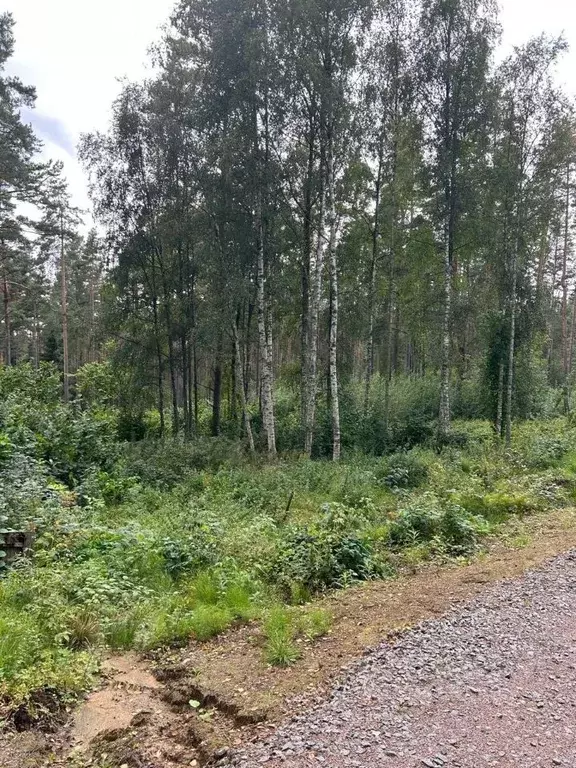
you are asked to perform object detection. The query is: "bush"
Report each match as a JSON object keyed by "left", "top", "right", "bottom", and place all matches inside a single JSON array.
[
  {"left": 267, "top": 526, "right": 379, "bottom": 596},
  {"left": 389, "top": 496, "right": 489, "bottom": 554},
  {"left": 122, "top": 438, "right": 245, "bottom": 488},
  {"left": 379, "top": 452, "right": 429, "bottom": 489}
]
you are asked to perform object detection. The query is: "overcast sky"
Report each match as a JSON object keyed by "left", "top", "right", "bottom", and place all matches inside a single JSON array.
[{"left": 5, "top": 0, "right": 576, "bottom": 216}]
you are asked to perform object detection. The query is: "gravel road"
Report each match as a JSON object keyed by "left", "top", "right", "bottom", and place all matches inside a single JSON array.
[{"left": 232, "top": 552, "right": 576, "bottom": 768}]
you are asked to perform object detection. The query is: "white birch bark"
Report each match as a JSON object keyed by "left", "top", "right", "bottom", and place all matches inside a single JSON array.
[
  {"left": 257, "top": 201, "right": 277, "bottom": 456},
  {"left": 303, "top": 194, "right": 325, "bottom": 458},
  {"left": 326, "top": 144, "right": 340, "bottom": 462},
  {"left": 495, "top": 360, "right": 504, "bottom": 439},
  {"left": 438, "top": 219, "right": 452, "bottom": 440},
  {"left": 505, "top": 245, "right": 517, "bottom": 447},
  {"left": 562, "top": 162, "right": 571, "bottom": 412}
]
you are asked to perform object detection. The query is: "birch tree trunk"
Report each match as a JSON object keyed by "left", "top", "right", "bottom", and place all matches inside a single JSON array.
[
  {"left": 505, "top": 246, "right": 517, "bottom": 447},
  {"left": 326, "top": 142, "right": 340, "bottom": 461},
  {"left": 569, "top": 288, "right": 576, "bottom": 374},
  {"left": 562, "top": 162, "right": 571, "bottom": 412},
  {"left": 257, "top": 200, "right": 277, "bottom": 456},
  {"left": 364, "top": 150, "right": 383, "bottom": 417},
  {"left": 384, "top": 123, "right": 400, "bottom": 439},
  {"left": 151, "top": 294, "right": 165, "bottom": 438},
  {"left": 33, "top": 301, "right": 40, "bottom": 370},
  {"left": 212, "top": 338, "right": 222, "bottom": 437},
  {"left": 495, "top": 360, "right": 504, "bottom": 439},
  {"left": 2, "top": 271, "right": 10, "bottom": 367},
  {"left": 301, "top": 119, "right": 315, "bottom": 439},
  {"left": 438, "top": 218, "right": 452, "bottom": 440},
  {"left": 303, "top": 190, "right": 326, "bottom": 458}
]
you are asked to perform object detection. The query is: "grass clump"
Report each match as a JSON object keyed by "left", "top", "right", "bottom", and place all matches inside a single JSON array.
[
  {"left": 104, "top": 608, "right": 144, "bottom": 650},
  {"left": 189, "top": 605, "right": 233, "bottom": 641},
  {"left": 298, "top": 608, "right": 333, "bottom": 640},
  {"left": 189, "top": 571, "right": 220, "bottom": 605},
  {"left": 263, "top": 607, "right": 300, "bottom": 666},
  {"left": 223, "top": 582, "right": 257, "bottom": 620}
]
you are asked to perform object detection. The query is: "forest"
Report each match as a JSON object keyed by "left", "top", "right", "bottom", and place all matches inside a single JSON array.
[{"left": 3, "top": 0, "right": 576, "bottom": 751}]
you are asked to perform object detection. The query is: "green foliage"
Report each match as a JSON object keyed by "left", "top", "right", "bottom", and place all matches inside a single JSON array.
[
  {"left": 104, "top": 609, "right": 143, "bottom": 650},
  {"left": 223, "top": 582, "right": 256, "bottom": 620},
  {"left": 1, "top": 362, "right": 574, "bottom": 719},
  {"left": 75, "top": 362, "right": 119, "bottom": 407},
  {"left": 266, "top": 512, "right": 381, "bottom": 598},
  {"left": 0, "top": 363, "right": 120, "bottom": 493},
  {"left": 189, "top": 605, "right": 233, "bottom": 641},
  {"left": 389, "top": 496, "right": 490, "bottom": 554},
  {"left": 263, "top": 607, "right": 300, "bottom": 667},
  {"left": 379, "top": 452, "right": 429, "bottom": 489},
  {"left": 298, "top": 608, "right": 333, "bottom": 640},
  {"left": 122, "top": 438, "right": 245, "bottom": 488},
  {"left": 458, "top": 491, "right": 541, "bottom": 522},
  {"left": 189, "top": 571, "right": 220, "bottom": 605}
]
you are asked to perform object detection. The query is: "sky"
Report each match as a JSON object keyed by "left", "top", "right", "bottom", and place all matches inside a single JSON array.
[{"left": 4, "top": 0, "right": 576, "bottom": 218}]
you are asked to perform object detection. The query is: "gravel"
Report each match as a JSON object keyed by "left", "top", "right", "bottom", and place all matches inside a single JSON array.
[{"left": 232, "top": 552, "right": 576, "bottom": 767}]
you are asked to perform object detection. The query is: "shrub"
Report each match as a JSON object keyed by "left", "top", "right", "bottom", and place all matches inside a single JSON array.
[
  {"left": 267, "top": 526, "right": 379, "bottom": 597},
  {"left": 122, "top": 438, "right": 245, "bottom": 488},
  {"left": 521, "top": 435, "right": 571, "bottom": 470},
  {"left": 439, "top": 505, "right": 490, "bottom": 554},
  {"left": 379, "top": 452, "right": 429, "bottom": 489},
  {"left": 160, "top": 532, "right": 218, "bottom": 580},
  {"left": 389, "top": 499, "right": 441, "bottom": 547},
  {"left": 389, "top": 496, "right": 489, "bottom": 554}
]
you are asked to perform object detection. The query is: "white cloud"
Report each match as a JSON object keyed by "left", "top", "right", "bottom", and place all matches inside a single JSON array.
[
  {"left": 499, "top": 0, "right": 576, "bottom": 91},
  {"left": 6, "top": 0, "right": 173, "bottom": 213},
  {"left": 4, "top": 0, "right": 576, "bottom": 217}
]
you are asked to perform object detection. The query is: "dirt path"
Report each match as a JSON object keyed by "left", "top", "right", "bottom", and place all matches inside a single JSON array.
[
  {"left": 233, "top": 550, "right": 576, "bottom": 767},
  {"left": 3, "top": 508, "right": 576, "bottom": 768}
]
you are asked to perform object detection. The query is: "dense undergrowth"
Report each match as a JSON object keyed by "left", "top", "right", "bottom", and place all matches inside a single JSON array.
[{"left": 1, "top": 363, "right": 576, "bottom": 727}]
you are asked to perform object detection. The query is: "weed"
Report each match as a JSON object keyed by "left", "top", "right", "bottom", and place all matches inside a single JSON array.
[
  {"left": 190, "top": 571, "right": 220, "bottom": 605},
  {"left": 298, "top": 608, "right": 333, "bottom": 640},
  {"left": 263, "top": 607, "right": 301, "bottom": 666},
  {"left": 190, "top": 605, "right": 233, "bottom": 641},
  {"left": 223, "top": 583, "right": 256, "bottom": 620},
  {"left": 66, "top": 610, "right": 101, "bottom": 649},
  {"left": 104, "top": 610, "right": 143, "bottom": 650},
  {"left": 264, "top": 632, "right": 301, "bottom": 666}
]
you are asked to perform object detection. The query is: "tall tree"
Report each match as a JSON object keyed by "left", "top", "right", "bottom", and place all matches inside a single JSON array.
[{"left": 419, "top": 0, "right": 498, "bottom": 441}]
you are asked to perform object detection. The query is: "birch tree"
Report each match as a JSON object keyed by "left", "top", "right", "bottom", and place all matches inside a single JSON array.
[{"left": 419, "top": 0, "right": 498, "bottom": 442}]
